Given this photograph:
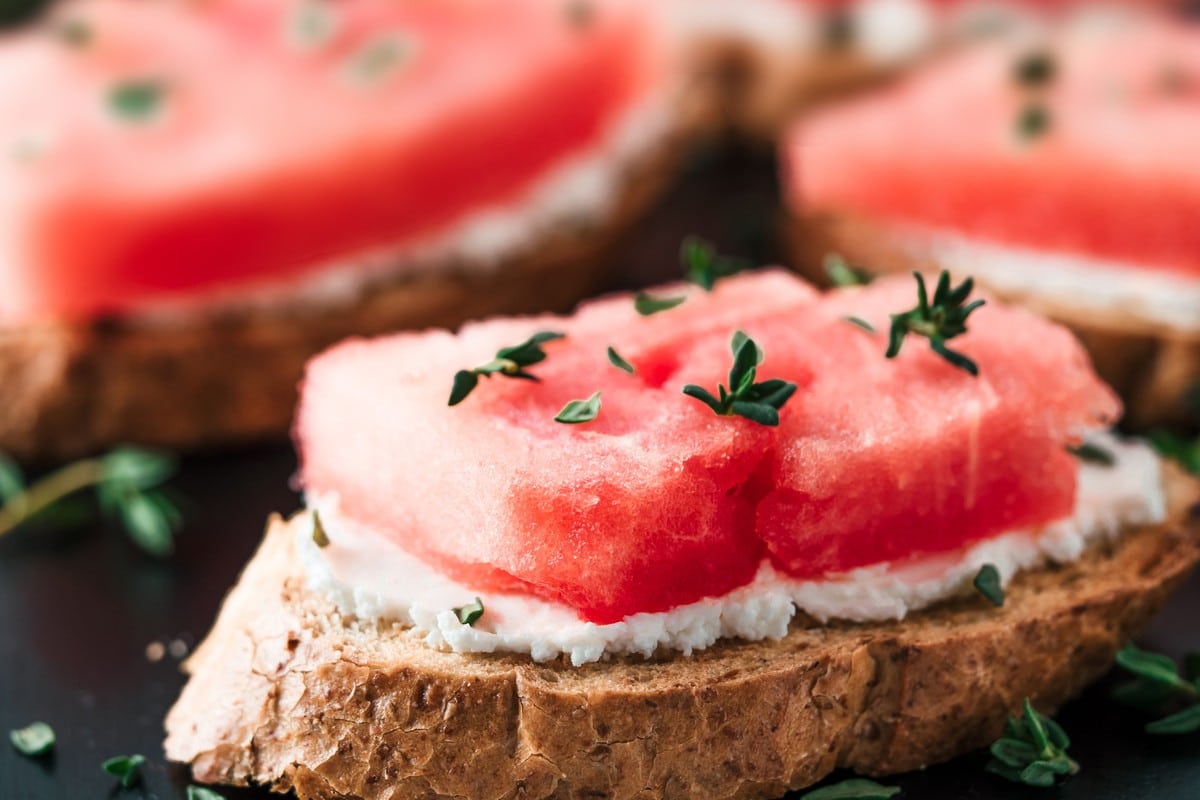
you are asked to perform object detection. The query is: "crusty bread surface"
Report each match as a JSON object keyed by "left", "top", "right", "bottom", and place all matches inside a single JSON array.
[
  {"left": 787, "top": 213, "right": 1200, "bottom": 429},
  {"left": 164, "top": 465, "right": 1200, "bottom": 800}
]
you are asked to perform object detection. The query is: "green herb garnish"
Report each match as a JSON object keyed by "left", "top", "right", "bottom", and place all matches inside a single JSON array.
[
  {"left": 102, "top": 754, "right": 146, "bottom": 788},
  {"left": 286, "top": 1, "right": 337, "bottom": 51},
  {"left": 1067, "top": 441, "right": 1116, "bottom": 467},
  {"left": 607, "top": 347, "right": 635, "bottom": 374},
  {"left": 454, "top": 597, "right": 485, "bottom": 627},
  {"left": 449, "top": 331, "right": 566, "bottom": 406},
  {"left": 345, "top": 34, "right": 412, "bottom": 85},
  {"left": 886, "top": 271, "right": 985, "bottom": 376},
  {"left": 9, "top": 722, "right": 54, "bottom": 757},
  {"left": 0, "top": 447, "right": 182, "bottom": 556},
  {"left": 987, "top": 699, "right": 1079, "bottom": 787},
  {"left": 187, "top": 787, "right": 227, "bottom": 800},
  {"left": 1015, "top": 102, "right": 1051, "bottom": 141},
  {"left": 798, "top": 778, "right": 900, "bottom": 799},
  {"left": 973, "top": 563, "right": 1004, "bottom": 607},
  {"left": 311, "top": 509, "right": 330, "bottom": 548},
  {"left": 1113, "top": 644, "right": 1200, "bottom": 735},
  {"left": 843, "top": 316, "right": 876, "bottom": 334},
  {"left": 564, "top": 0, "right": 594, "bottom": 28},
  {"left": 634, "top": 292, "right": 687, "bottom": 316},
  {"left": 824, "top": 253, "right": 872, "bottom": 287},
  {"left": 681, "top": 236, "right": 749, "bottom": 291},
  {"left": 555, "top": 391, "right": 601, "bottom": 424},
  {"left": 683, "top": 331, "right": 797, "bottom": 427},
  {"left": 54, "top": 17, "right": 92, "bottom": 47},
  {"left": 107, "top": 79, "right": 165, "bottom": 123},
  {"left": 1013, "top": 51, "right": 1056, "bottom": 87},
  {"left": 1148, "top": 430, "right": 1200, "bottom": 476}
]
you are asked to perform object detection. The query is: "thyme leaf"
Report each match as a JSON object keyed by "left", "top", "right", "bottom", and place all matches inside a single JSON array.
[
  {"left": 1016, "top": 102, "right": 1051, "bottom": 141},
  {"left": 986, "top": 699, "right": 1079, "bottom": 787},
  {"left": 555, "top": 391, "right": 601, "bottom": 424},
  {"left": 973, "top": 563, "right": 1004, "bottom": 607},
  {"left": 824, "top": 253, "right": 872, "bottom": 287},
  {"left": 187, "top": 787, "right": 227, "bottom": 800},
  {"left": 798, "top": 778, "right": 900, "bottom": 799},
  {"left": 311, "top": 510, "right": 330, "bottom": 548},
  {"left": 843, "top": 316, "right": 876, "bottom": 334},
  {"left": 9, "top": 722, "right": 54, "bottom": 757},
  {"left": 885, "top": 271, "right": 985, "bottom": 376},
  {"left": 1013, "top": 51, "right": 1056, "bottom": 87},
  {"left": 634, "top": 292, "right": 687, "bottom": 316},
  {"left": 1067, "top": 441, "right": 1116, "bottom": 467},
  {"left": 681, "top": 236, "right": 749, "bottom": 291},
  {"left": 683, "top": 332, "right": 797, "bottom": 427},
  {"left": 1113, "top": 644, "right": 1200, "bottom": 734},
  {"left": 606, "top": 347, "right": 635, "bottom": 374},
  {"left": 448, "top": 331, "right": 566, "bottom": 405},
  {"left": 454, "top": 597, "right": 485, "bottom": 627},
  {"left": 102, "top": 754, "right": 146, "bottom": 788},
  {"left": 107, "top": 79, "right": 165, "bottom": 123}
]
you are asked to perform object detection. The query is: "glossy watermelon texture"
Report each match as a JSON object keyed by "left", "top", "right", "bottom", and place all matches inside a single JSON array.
[
  {"left": 0, "top": 0, "right": 665, "bottom": 322},
  {"left": 298, "top": 271, "right": 1119, "bottom": 624},
  {"left": 785, "top": 15, "right": 1200, "bottom": 277}
]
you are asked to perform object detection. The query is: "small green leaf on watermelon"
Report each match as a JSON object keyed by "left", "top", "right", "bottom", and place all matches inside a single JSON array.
[
  {"left": 606, "top": 347, "right": 635, "bottom": 374},
  {"left": 102, "top": 754, "right": 146, "bottom": 788},
  {"left": 681, "top": 236, "right": 750, "bottom": 291},
  {"left": 843, "top": 316, "right": 876, "bottom": 334},
  {"left": 286, "top": 0, "right": 338, "bottom": 51},
  {"left": 885, "top": 271, "right": 984, "bottom": 376},
  {"left": 972, "top": 563, "right": 1004, "bottom": 607},
  {"left": 634, "top": 291, "right": 687, "bottom": 316},
  {"left": 345, "top": 34, "right": 414, "bottom": 86},
  {"left": 10, "top": 722, "right": 55, "bottom": 757},
  {"left": 1066, "top": 440, "right": 1116, "bottom": 467},
  {"left": 683, "top": 332, "right": 797, "bottom": 426},
  {"left": 823, "top": 253, "right": 872, "bottom": 287},
  {"left": 311, "top": 510, "right": 330, "bottom": 548},
  {"left": 555, "top": 392, "right": 602, "bottom": 425},
  {"left": 1013, "top": 50, "right": 1056, "bottom": 87},
  {"left": 1015, "top": 102, "right": 1051, "bottom": 141},
  {"left": 797, "top": 778, "right": 900, "bottom": 799},
  {"left": 454, "top": 597, "right": 485, "bottom": 627},
  {"left": 54, "top": 17, "right": 93, "bottom": 47},
  {"left": 108, "top": 79, "right": 166, "bottom": 123},
  {"left": 448, "top": 332, "right": 567, "bottom": 405}
]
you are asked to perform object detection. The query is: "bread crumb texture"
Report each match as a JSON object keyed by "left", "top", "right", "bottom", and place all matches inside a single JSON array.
[{"left": 165, "top": 467, "right": 1200, "bottom": 800}]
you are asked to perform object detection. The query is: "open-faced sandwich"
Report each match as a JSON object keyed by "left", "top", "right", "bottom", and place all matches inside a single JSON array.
[
  {"left": 782, "top": 9, "right": 1200, "bottom": 428},
  {"left": 0, "top": 0, "right": 706, "bottom": 461},
  {"left": 165, "top": 267, "right": 1200, "bottom": 799}
]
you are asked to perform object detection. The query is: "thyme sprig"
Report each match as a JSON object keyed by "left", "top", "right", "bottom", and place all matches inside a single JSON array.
[
  {"left": 1113, "top": 644, "right": 1200, "bottom": 734},
  {"left": 0, "top": 448, "right": 182, "bottom": 556},
  {"left": 449, "top": 331, "right": 566, "bottom": 405},
  {"left": 683, "top": 332, "right": 797, "bottom": 427},
  {"left": 681, "top": 236, "right": 750, "bottom": 291},
  {"left": 986, "top": 698, "right": 1079, "bottom": 787},
  {"left": 886, "top": 271, "right": 985, "bottom": 376}
]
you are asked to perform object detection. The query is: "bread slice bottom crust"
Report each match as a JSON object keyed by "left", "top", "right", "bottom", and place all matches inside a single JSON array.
[
  {"left": 785, "top": 212, "right": 1200, "bottom": 430},
  {"left": 164, "top": 466, "right": 1200, "bottom": 800}
]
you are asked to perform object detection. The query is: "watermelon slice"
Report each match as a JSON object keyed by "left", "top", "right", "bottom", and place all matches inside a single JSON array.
[
  {"left": 783, "top": 16, "right": 1200, "bottom": 277},
  {"left": 297, "top": 270, "right": 1118, "bottom": 624},
  {"left": 0, "top": 0, "right": 665, "bottom": 322}
]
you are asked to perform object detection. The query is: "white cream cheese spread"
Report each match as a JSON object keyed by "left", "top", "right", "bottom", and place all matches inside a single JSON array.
[{"left": 298, "top": 432, "right": 1165, "bottom": 666}]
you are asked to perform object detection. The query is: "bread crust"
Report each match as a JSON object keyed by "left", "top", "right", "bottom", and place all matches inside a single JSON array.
[
  {"left": 165, "top": 466, "right": 1200, "bottom": 800},
  {"left": 785, "top": 213, "right": 1200, "bottom": 429}
]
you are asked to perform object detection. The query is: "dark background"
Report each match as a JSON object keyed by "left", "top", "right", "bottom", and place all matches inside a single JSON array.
[{"left": 1, "top": 145, "right": 1197, "bottom": 800}]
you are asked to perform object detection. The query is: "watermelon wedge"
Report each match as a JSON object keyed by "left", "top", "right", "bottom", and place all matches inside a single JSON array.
[
  {"left": 297, "top": 270, "right": 1118, "bottom": 624},
  {"left": 0, "top": 0, "right": 665, "bottom": 322},
  {"left": 784, "top": 15, "right": 1200, "bottom": 277}
]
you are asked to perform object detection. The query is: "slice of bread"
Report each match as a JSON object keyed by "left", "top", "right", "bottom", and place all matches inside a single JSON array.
[
  {"left": 786, "top": 213, "right": 1200, "bottom": 430},
  {"left": 164, "top": 464, "right": 1200, "bottom": 800}
]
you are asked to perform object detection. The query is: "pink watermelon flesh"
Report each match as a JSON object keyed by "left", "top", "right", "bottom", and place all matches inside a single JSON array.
[
  {"left": 0, "top": 0, "right": 663, "bottom": 322},
  {"left": 297, "top": 270, "right": 1119, "bottom": 624},
  {"left": 784, "top": 18, "right": 1200, "bottom": 277}
]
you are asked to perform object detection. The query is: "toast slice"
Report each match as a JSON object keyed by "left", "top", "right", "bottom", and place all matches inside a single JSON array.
[
  {"left": 164, "top": 464, "right": 1200, "bottom": 800},
  {"left": 786, "top": 212, "right": 1200, "bottom": 430}
]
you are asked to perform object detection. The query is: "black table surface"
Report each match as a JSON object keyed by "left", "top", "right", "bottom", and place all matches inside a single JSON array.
[{"left": 1, "top": 146, "right": 1198, "bottom": 800}]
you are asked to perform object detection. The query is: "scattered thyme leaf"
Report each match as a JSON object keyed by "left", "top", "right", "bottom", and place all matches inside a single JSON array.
[
  {"left": 10, "top": 722, "right": 55, "bottom": 757},
  {"left": 1113, "top": 644, "right": 1200, "bottom": 734},
  {"left": 312, "top": 510, "right": 330, "bottom": 548},
  {"left": 555, "top": 392, "right": 601, "bottom": 424},
  {"left": 102, "top": 754, "right": 146, "bottom": 788},
  {"left": 634, "top": 291, "right": 687, "bottom": 316},
  {"left": 1013, "top": 50, "right": 1056, "bottom": 87},
  {"left": 286, "top": 0, "right": 338, "bottom": 51},
  {"left": 681, "top": 235, "right": 750, "bottom": 291},
  {"left": 885, "top": 271, "right": 985, "bottom": 376},
  {"left": 606, "top": 347, "right": 635, "bottom": 374},
  {"left": 448, "top": 331, "right": 566, "bottom": 405},
  {"left": 54, "top": 17, "right": 92, "bottom": 47},
  {"left": 986, "top": 699, "right": 1078, "bottom": 787},
  {"left": 345, "top": 34, "right": 413, "bottom": 85},
  {"left": 1015, "top": 102, "right": 1051, "bottom": 141},
  {"left": 843, "top": 316, "right": 876, "bottom": 334},
  {"left": 187, "top": 787, "right": 227, "bottom": 800},
  {"left": 973, "top": 563, "right": 1004, "bottom": 607},
  {"left": 1067, "top": 441, "right": 1116, "bottom": 467},
  {"left": 824, "top": 253, "right": 872, "bottom": 287},
  {"left": 682, "top": 331, "right": 797, "bottom": 427},
  {"left": 454, "top": 597, "right": 485, "bottom": 627},
  {"left": 564, "top": 0, "right": 594, "bottom": 28},
  {"left": 107, "top": 79, "right": 165, "bottom": 123},
  {"left": 798, "top": 778, "right": 900, "bottom": 799},
  {"left": 1148, "top": 430, "right": 1200, "bottom": 476}
]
